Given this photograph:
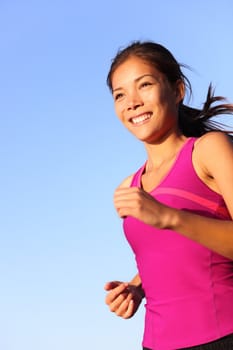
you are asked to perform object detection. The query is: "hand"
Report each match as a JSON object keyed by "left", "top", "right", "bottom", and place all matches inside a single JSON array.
[
  {"left": 104, "top": 281, "right": 143, "bottom": 319},
  {"left": 114, "top": 187, "right": 172, "bottom": 229}
]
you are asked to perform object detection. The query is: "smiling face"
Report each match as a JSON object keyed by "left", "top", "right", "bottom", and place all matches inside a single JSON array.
[{"left": 111, "top": 56, "right": 184, "bottom": 144}]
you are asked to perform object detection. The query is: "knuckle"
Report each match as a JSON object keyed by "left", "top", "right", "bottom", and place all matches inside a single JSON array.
[
  {"left": 109, "top": 305, "right": 116, "bottom": 313},
  {"left": 105, "top": 296, "right": 110, "bottom": 305},
  {"left": 115, "top": 310, "right": 123, "bottom": 317},
  {"left": 122, "top": 312, "right": 131, "bottom": 319}
]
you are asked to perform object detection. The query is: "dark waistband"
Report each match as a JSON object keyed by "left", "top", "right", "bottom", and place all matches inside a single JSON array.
[{"left": 143, "top": 333, "right": 233, "bottom": 350}]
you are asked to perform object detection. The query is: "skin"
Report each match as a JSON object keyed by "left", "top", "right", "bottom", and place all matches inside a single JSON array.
[{"left": 104, "top": 56, "right": 233, "bottom": 319}]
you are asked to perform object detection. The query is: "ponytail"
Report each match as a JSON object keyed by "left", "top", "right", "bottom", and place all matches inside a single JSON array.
[{"left": 179, "top": 84, "right": 233, "bottom": 138}]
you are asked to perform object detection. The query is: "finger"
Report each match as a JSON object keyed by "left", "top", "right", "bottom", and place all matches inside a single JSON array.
[
  {"left": 105, "top": 283, "right": 128, "bottom": 305},
  {"left": 104, "top": 281, "right": 121, "bottom": 291},
  {"left": 114, "top": 196, "right": 137, "bottom": 212},
  {"left": 116, "top": 208, "right": 132, "bottom": 218},
  {"left": 116, "top": 205, "right": 139, "bottom": 219},
  {"left": 114, "top": 187, "right": 140, "bottom": 196},
  {"left": 114, "top": 193, "right": 137, "bottom": 208},
  {"left": 114, "top": 191, "right": 138, "bottom": 203},
  {"left": 115, "top": 293, "right": 133, "bottom": 318},
  {"left": 114, "top": 196, "right": 142, "bottom": 213},
  {"left": 123, "top": 299, "right": 135, "bottom": 319},
  {"left": 108, "top": 292, "right": 129, "bottom": 313},
  {"left": 115, "top": 207, "right": 131, "bottom": 219}
]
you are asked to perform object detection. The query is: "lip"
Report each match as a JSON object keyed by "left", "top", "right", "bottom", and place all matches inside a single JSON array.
[{"left": 129, "top": 112, "right": 153, "bottom": 125}]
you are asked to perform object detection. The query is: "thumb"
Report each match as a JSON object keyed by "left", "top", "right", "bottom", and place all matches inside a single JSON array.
[{"left": 104, "top": 281, "right": 122, "bottom": 291}]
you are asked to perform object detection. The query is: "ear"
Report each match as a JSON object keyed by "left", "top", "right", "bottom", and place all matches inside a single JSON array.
[{"left": 175, "top": 79, "right": 185, "bottom": 104}]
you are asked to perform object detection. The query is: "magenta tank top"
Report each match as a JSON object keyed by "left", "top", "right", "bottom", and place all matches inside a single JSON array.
[{"left": 123, "top": 137, "right": 233, "bottom": 350}]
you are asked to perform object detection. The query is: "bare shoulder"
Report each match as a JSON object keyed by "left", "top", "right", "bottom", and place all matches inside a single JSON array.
[
  {"left": 193, "top": 131, "right": 233, "bottom": 185},
  {"left": 194, "top": 131, "right": 233, "bottom": 162},
  {"left": 193, "top": 131, "right": 233, "bottom": 216},
  {"left": 195, "top": 131, "right": 232, "bottom": 149},
  {"left": 117, "top": 174, "right": 134, "bottom": 189}
]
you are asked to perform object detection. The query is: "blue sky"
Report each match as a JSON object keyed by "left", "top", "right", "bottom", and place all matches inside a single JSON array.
[{"left": 0, "top": 1, "right": 233, "bottom": 349}]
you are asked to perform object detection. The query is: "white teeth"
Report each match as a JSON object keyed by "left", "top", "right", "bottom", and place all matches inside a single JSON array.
[{"left": 131, "top": 113, "right": 151, "bottom": 124}]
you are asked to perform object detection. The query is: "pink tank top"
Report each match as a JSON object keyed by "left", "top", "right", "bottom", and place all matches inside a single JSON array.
[{"left": 123, "top": 137, "right": 233, "bottom": 349}]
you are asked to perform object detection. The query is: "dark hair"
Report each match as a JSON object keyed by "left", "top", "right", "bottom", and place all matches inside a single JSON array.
[{"left": 107, "top": 41, "right": 233, "bottom": 137}]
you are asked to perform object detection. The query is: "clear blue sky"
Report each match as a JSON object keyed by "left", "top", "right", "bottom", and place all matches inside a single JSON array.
[{"left": 0, "top": 1, "right": 233, "bottom": 349}]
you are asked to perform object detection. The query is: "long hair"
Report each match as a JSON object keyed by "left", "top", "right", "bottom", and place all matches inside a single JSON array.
[{"left": 107, "top": 41, "right": 233, "bottom": 138}]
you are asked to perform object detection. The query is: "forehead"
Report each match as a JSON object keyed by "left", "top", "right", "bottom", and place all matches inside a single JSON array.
[{"left": 111, "top": 56, "right": 162, "bottom": 89}]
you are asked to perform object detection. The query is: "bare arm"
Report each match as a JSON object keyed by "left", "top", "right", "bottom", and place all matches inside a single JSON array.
[
  {"left": 130, "top": 273, "right": 143, "bottom": 292},
  {"left": 114, "top": 132, "right": 233, "bottom": 260},
  {"left": 173, "top": 132, "right": 233, "bottom": 258}
]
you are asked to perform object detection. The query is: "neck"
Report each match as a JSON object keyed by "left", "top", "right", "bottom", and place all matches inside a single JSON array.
[{"left": 144, "top": 133, "right": 187, "bottom": 170}]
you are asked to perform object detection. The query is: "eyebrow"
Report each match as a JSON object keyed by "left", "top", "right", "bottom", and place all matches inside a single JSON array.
[{"left": 112, "top": 74, "right": 156, "bottom": 93}]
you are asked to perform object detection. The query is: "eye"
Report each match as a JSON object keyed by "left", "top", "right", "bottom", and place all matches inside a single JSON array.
[
  {"left": 114, "top": 92, "right": 124, "bottom": 101},
  {"left": 140, "top": 81, "right": 152, "bottom": 88}
]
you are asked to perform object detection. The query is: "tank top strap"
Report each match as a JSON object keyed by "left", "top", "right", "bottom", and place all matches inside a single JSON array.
[
  {"left": 131, "top": 137, "right": 197, "bottom": 188},
  {"left": 131, "top": 163, "right": 146, "bottom": 187},
  {"left": 172, "top": 137, "right": 197, "bottom": 170}
]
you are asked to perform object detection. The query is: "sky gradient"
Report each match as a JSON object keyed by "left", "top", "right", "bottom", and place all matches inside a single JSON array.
[{"left": 0, "top": 1, "right": 233, "bottom": 349}]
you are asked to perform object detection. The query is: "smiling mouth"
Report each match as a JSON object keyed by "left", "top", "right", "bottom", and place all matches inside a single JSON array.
[{"left": 130, "top": 113, "right": 152, "bottom": 125}]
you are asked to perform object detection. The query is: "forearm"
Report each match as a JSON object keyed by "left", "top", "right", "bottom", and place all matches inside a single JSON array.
[
  {"left": 166, "top": 207, "right": 233, "bottom": 259},
  {"left": 130, "top": 273, "right": 141, "bottom": 286},
  {"left": 129, "top": 273, "right": 145, "bottom": 298}
]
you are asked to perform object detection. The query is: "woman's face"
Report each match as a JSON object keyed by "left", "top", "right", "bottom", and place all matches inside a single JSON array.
[{"left": 111, "top": 56, "right": 184, "bottom": 144}]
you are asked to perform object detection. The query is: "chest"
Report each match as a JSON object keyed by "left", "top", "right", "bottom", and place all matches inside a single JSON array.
[
  {"left": 141, "top": 158, "right": 175, "bottom": 192},
  {"left": 141, "top": 149, "right": 218, "bottom": 194}
]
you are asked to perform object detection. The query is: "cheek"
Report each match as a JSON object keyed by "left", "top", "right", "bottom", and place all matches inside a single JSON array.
[
  {"left": 159, "top": 91, "right": 177, "bottom": 111},
  {"left": 114, "top": 103, "right": 124, "bottom": 120},
  {"left": 144, "top": 88, "right": 163, "bottom": 105},
  {"left": 114, "top": 104, "right": 119, "bottom": 115}
]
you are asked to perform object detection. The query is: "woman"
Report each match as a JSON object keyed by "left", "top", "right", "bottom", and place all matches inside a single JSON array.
[{"left": 104, "top": 41, "right": 233, "bottom": 349}]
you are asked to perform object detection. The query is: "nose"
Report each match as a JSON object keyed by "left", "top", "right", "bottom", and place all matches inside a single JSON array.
[{"left": 126, "top": 92, "right": 143, "bottom": 110}]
